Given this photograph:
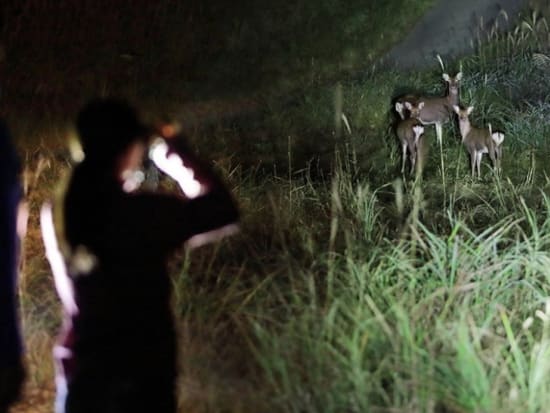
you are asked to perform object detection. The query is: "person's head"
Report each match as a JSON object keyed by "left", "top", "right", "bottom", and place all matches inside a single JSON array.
[{"left": 76, "top": 98, "right": 150, "bottom": 169}]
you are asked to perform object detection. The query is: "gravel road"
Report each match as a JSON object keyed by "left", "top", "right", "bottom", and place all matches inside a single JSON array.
[{"left": 382, "top": 0, "right": 528, "bottom": 69}]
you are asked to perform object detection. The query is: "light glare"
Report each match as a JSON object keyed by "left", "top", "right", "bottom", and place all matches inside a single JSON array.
[
  {"left": 122, "top": 169, "right": 145, "bottom": 192},
  {"left": 40, "top": 203, "right": 79, "bottom": 316},
  {"left": 149, "top": 138, "right": 203, "bottom": 198}
]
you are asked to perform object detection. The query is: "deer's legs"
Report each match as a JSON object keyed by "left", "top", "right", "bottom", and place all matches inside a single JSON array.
[
  {"left": 401, "top": 143, "right": 407, "bottom": 174},
  {"left": 409, "top": 146, "right": 416, "bottom": 175},
  {"left": 435, "top": 122, "right": 443, "bottom": 147},
  {"left": 476, "top": 152, "right": 483, "bottom": 179}
]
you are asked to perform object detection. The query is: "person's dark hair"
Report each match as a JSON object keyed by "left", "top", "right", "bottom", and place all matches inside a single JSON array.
[{"left": 76, "top": 98, "right": 149, "bottom": 163}]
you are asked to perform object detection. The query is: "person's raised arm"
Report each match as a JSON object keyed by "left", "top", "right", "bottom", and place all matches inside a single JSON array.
[{"left": 148, "top": 126, "right": 239, "bottom": 248}]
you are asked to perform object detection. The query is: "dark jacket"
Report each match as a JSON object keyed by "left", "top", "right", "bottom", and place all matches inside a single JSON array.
[
  {"left": 63, "top": 161, "right": 238, "bottom": 362},
  {"left": 56, "top": 149, "right": 239, "bottom": 412},
  {"left": 0, "top": 119, "right": 22, "bottom": 368}
]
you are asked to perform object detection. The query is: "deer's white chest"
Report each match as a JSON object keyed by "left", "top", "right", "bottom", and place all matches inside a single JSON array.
[{"left": 459, "top": 121, "right": 471, "bottom": 141}]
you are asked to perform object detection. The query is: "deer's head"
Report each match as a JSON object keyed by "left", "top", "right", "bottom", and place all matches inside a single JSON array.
[{"left": 443, "top": 72, "right": 462, "bottom": 96}]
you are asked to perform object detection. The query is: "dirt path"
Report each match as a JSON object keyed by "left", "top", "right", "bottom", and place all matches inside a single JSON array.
[{"left": 382, "top": 0, "right": 528, "bottom": 69}]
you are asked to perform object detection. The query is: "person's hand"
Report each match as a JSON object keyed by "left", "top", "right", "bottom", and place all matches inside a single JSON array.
[
  {"left": 17, "top": 201, "right": 29, "bottom": 239},
  {"left": 0, "top": 361, "right": 25, "bottom": 410},
  {"left": 149, "top": 138, "right": 204, "bottom": 198}
]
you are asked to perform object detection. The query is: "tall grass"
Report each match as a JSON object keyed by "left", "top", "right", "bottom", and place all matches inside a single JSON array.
[
  {"left": 224, "top": 7, "right": 550, "bottom": 412},
  {"left": 247, "top": 163, "right": 550, "bottom": 412}
]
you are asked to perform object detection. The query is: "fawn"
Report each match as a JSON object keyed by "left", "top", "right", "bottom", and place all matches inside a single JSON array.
[
  {"left": 453, "top": 105, "right": 504, "bottom": 178},
  {"left": 396, "top": 118, "right": 425, "bottom": 175},
  {"left": 394, "top": 94, "right": 419, "bottom": 120},
  {"left": 396, "top": 72, "right": 462, "bottom": 146}
]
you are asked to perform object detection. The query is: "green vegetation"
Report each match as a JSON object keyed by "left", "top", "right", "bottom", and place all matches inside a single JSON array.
[
  {"left": 4, "top": 0, "right": 550, "bottom": 412},
  {"left": 226, "top": 6, "right": 550, "bottom": 411}
]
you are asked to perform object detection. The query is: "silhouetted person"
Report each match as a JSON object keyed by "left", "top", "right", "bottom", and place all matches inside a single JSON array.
[
  {"left": 0, "top": 120, "right": 26, "bottom": 413},
  {"left": 41, "top": 99, "right": 239, "bottom": 413}
]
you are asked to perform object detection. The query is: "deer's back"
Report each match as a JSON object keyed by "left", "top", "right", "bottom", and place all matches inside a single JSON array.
[
  {"left": 464, "top": 127, "right": 493, "bottom": 152},
  {"left": 418, "top": 97, "right": 452, "bottom": 124},
  {"left": 396, "top": 117, "right": 420, "bottom": 142}
]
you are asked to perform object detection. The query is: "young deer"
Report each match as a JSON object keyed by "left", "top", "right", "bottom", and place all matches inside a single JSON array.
[
  {"left": 453, "top": 105, "right": 504, "bottom": 178},
  {"left": 394, "top": 94, "right": 419, "bottom": 120},
  {"left": 396, "top": 118, "right": 425, "bottom": 175},
  {"left": 399, "top": 72, "right": 462, "bottom": 146}
]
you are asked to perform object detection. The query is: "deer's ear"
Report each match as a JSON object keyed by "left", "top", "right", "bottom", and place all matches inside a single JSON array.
[
  {"left": 395, "top": 102, "right": 403, "bottom": 111},
  {"left": 466, "top": 106, "right": 474, "bottom": 115},
  {"left": 404, "top": 101, "right": 412, "bottom": 110},
  {"left": 453, "top": 105, "right": 460, "bottom": 114},
  {"left": 418, "top": 101, "right": 425, "bottom": 109},
  {"left": 455, "top": 72, "right": 463, "bottom": 81},
  {"left": 442, "top": 73, "right": 450, "bottom": 82}
]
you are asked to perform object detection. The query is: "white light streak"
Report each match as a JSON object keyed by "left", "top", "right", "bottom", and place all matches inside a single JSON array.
[
  {"left": 122, "top": 169, "right": 145, "bottom": 193},
  {"left": 54, "top": 367, "right": 68, "bottom": 413},
  {"left": 186, "top": 223, "right": 240, "bottom": 249},
  {"left": 40, "top": 203, "right": 79, "bottom": 316},
  {"left": 149, "top": 138, "right": 204, "bottom": 198}
]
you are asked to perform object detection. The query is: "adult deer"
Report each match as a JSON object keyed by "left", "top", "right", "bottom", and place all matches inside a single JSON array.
[
  {"left": 453, "top": 105, "right": 504, "bottom": 178},
  {"left": 396, "top": 72, "right": 463, "bottom": 147}
]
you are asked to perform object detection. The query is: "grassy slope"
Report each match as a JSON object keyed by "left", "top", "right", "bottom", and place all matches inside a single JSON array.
[
  {"left": 180, "top": 3, "right": 550, "bottom": 412},
  {"left": 234, "top": 4, "right": 550, "bottom": 413}
]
